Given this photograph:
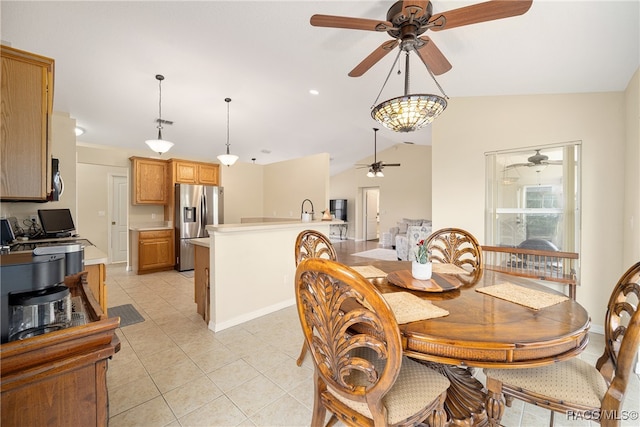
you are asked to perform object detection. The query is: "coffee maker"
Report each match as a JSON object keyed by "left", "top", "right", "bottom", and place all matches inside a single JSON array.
[{"left": 1, "top": 244, "right": 84, "bottom": 343}]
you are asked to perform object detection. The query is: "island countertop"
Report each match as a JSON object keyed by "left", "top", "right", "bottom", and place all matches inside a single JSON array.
[{"left": 206, "top": 219, "right": 344, "bottom": 234}]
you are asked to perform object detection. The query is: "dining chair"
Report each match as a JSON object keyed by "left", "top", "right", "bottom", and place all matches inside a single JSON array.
[
  {"left": 295, "top": 257, "right": 450, "bottom": 427},
  {"left": 484, "top": 261, "right": 640, "bottom": 427},
  {"left": 425, "top": 228, "right": 483, "bottom": 280},
  {"left": 294, "top": 230, "right": 337, "bottom": 367}
]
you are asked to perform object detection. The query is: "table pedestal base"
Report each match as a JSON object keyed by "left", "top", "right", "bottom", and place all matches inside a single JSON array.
[{"left": 419, "top": 362, "right": 488, "bottom": 427}]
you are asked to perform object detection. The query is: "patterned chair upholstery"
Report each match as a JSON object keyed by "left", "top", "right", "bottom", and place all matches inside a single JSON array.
[{"left": 395, "top": 224, "right": 433, "bottom": 261}]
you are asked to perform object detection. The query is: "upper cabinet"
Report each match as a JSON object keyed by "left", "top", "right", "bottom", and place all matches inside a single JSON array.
[
  {"left": 172, "top": 160, "right": 219, "bottom": 186},
  {"left": 0, "top": 46, "right": 54, "bottom": 201},
  {"left": 130, "top": 157, "right": 168, "bottom": 205}
]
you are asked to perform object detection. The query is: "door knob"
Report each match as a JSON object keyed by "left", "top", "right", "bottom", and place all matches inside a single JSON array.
[{"left": 112, "top": 221, "right": 116, "bottom": 225}]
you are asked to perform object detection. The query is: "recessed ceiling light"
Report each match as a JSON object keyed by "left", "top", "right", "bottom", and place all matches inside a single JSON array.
[
  {"left": 309, "top": 89, "right": 319, "bottom": 95},
  {"left": 75, "top": 126, "right": 85, "bottom": 136}
]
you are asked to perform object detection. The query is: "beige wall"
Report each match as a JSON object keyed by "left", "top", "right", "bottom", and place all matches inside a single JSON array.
[
  {"left": 624, "top": 68, "right": 640, "bottom": 267},
  {"left": 0, "top": 112, "right": 78, "bottom": 234},
  {"left": 330, "top": 143, "right": 432, "bottom": 240},
  {"left": 262, "top": 152, "right": 330, "bottom": 221},
  {"left": 432, "top": 71, "right": 639, "bottom": 330}
]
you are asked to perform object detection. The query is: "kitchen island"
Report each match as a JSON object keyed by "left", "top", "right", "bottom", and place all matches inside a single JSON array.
[{"left": 204, "top": 219, "right": 343, "bottom": 331}]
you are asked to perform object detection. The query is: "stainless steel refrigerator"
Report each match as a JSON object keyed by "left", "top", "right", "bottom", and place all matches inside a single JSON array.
[{"left": 175, "top": 184, "right": 223, "bottom": 271}]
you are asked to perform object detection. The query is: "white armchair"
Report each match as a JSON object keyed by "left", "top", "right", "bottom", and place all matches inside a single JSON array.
[{"left": 395, "top": 224, "right": 433, "bottom": 261}]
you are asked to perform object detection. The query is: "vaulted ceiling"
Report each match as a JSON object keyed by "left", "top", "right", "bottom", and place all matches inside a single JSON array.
[{"left": 2, "top": 1, "right": 638, "bottom": 175}]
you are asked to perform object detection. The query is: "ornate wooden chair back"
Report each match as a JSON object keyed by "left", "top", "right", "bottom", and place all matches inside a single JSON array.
[
  {"left": 295, "top": 257, "right": 449, "bottom": 426},
  {"left": 295, "top": 230, "right": 337, "bottom": 266},
  {"left": 294, "top": 230, "right": 337, "bottom": 367},
  {"left": 426, "top": 228, "right": 483, "bottom": 284}
]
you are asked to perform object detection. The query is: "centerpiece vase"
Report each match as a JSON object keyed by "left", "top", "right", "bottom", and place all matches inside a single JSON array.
[{"left": 412, "top": 261, "right": 432, "bottom": 280}]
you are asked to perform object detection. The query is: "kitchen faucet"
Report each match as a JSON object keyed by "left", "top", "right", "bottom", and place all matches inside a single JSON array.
[{"left": 301, "top": 199, "right": 314, "bottom": 221}]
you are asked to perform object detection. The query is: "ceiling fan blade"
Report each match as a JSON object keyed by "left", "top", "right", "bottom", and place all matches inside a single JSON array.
[
  {"left": 382, "top": 163, "right": 401, "bottom": 167},
  {"left": 402, "top": 1, "right": 430, "bottom": 19},
  {"left": 505, "top": 163, "right": 530, "bottom": 170},
  {"left": 416, "top": 36, "right": 452, "bottom": 76},
  {"left": 428, "top": 0, "right": 532, "bottom": 32},
  {"left": 310, "top": 14, "right": 392, "bottom": 32},
  {"left": 349, "top": 40, "right": 399, "bottom": 77}
]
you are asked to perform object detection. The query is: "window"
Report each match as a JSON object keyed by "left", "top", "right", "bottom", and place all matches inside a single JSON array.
[{"left": 485, "top": 142, "right": 581, "bottom": 252}]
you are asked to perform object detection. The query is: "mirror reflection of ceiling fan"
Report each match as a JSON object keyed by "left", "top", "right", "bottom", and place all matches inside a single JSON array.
[
  {"left": 505, "top": 149, "right": 563, "bottom": 170},
  {"left": 310, "top": 0, "right": 533, "bottom": 77},
  {"left": 356, "top": 128, "right": 401, "bottom": 177}
]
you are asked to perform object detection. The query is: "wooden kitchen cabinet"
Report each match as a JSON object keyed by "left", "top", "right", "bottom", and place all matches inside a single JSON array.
[
  {"left": 171, "top": 159, "right": 219, "bottom": 185},
  {"left": 194, "top": 244, "right": 210, "bottom": 323},
  {"left": 130, "top": 156, "right": 168, "bottom": 205},
  {"left": 137, "top": 229, "right": 174, "bottom": 272},
  {"left": 0, "top": 45, "right": 54, "bottom": 201}
]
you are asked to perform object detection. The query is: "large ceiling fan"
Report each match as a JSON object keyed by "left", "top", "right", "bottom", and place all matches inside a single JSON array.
[
  {"left": 310, "top": 0, "right": 533, "bottom": 77},
  {"left": 356, "top": 128, "right": 401, "bottom": 177},
  {"left": 505, "top": 149, "right": 563, "bottom": 170}
]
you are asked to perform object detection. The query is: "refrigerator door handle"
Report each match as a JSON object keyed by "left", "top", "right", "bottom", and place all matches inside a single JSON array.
[{"left": 201, "top": 192, "right": 208, "bottom": 229}]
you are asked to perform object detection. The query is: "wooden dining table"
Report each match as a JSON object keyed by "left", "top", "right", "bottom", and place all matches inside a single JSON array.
[{"left": 350, "top": 260, "right": 591, "bottom": 427}]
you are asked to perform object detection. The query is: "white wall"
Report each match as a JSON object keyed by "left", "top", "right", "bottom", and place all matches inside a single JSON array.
[
  {"left": 330, "top": 143, "right": 432, "bottom": 240},
  {"left": 432, "top": 80, "right": 638, "bottom": 330}
]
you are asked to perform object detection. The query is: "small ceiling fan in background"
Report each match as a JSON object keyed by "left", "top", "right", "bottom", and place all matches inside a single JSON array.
[
  {"left": 356, "top": 128, "right": 401, "bottom": 177},
  {"left": 310, "top": 0, "right": 533, "bottom": 77},
  {"left": 505, "top": 149, "right": 563, "bottom": 170}
]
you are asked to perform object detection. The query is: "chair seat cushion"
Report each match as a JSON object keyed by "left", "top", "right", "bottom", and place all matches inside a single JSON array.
[
  {"left": 329, "top": 356, "right": 450, "bottom": 424},
  {"left": 484, "top": 358, "right": 608, "bottom": 408}
]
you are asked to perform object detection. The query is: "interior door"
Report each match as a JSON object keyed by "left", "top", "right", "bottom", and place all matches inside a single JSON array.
[
  {"left": 364, "top": 188, "right": 379, "bottom": 241},
  {"left": 110, "top": 175, "right": 128, "bottom": 263}
]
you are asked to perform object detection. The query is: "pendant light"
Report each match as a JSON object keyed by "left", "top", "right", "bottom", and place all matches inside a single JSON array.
[
  {"left": 217, "top": 97, "right": 239, "bottom": 166},
  {"left": 145, "top": 74, "right": 174, "bottom": 155},
  {"left": 371, "top": 49, "right": 448, "bottom": 133}
]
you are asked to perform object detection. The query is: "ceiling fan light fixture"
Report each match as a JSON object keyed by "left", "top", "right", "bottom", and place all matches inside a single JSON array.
[
  {"left": 367, "top": 169, "right": 375, "bottom": 178},
  {"left": 145, "top": 74, "right": 174, "bottom": 155},
  {"left": 375, "top": 170, "right": 384, "bottom": 177},
  {"left": 372, "top": 93, "right": 447, "bottom": 132},
  {"left": 217, "top": 98, "right": 239, "bottom": 167},
  {"left": 371, "top": 49, "right": 448, "bottom": 133}
]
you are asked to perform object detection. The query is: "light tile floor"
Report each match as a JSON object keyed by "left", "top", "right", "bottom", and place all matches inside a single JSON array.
[{"left": 106, "top": 252, "right": 639, "bottom": 427}]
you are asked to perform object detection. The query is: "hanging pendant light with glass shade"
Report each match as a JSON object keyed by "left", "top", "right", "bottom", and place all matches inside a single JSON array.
[
  {"left": 145, "top": 74, "right": 174, "bottom": 155},
  {"left": 371, "top": 46, "right": 448, "bottom": 133},
  {"left": 217, "top": 98, "right": 239, "bottom": 166}
]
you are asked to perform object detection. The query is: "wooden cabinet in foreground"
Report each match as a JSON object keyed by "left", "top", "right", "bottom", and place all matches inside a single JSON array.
[
  {"left": 137, "top": 229, "right": 174, "bottom": 273},
  {"left": 0, "top": 45, "right": 54, "bottom": 201},
  {"left": 194, "top": 244, "right": 210, "bottom": 323},
  {"left": 85, "top": 263, "right": 108, "bottom": 314},
  {"left": 130, "top": 156, "right": 168, "bottom": 205},
  {"left": 0, "top": 272, "right": 119, "bottom": 427}
]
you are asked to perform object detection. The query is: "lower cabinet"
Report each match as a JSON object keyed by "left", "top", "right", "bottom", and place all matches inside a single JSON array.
[
  {"left": 85, "top": 263, "right": 107, "bottom": 315},
  {"left": 138, "top": 230, "right": 174, "bottom": 273},
  {"left": 194, "top": 244, "right": 210, "bottom": 323}
]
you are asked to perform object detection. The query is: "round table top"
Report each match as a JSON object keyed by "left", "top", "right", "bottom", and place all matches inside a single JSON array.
[{"left": 355, "top": 260, "right": 590, "bottom": 368}]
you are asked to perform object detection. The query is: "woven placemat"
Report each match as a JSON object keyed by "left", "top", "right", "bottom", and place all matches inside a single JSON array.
[
  {"left": 476, "top": 282, "right": 569, "bottom": 310},
  {"left": 350, "top": 265, "right": 387, "bottom": 278},
  {"left": 381, "top": 292, "right": 449, "bottom": 324},
  {"left": 432, "top": 263, "right": 468, "bottom": 275}
]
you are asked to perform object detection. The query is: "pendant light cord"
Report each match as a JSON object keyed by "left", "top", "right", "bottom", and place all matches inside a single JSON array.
[
  {"left": 225, "top": 98, "right": 231, "bottom": 155},
  {"left": 156, "top": 74, "right": 164, "bottom": 139}
]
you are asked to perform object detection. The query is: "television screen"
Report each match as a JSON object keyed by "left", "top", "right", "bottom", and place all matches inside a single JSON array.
[{"left": 37, "top": 209, "right": 75, "bottom": 237}]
